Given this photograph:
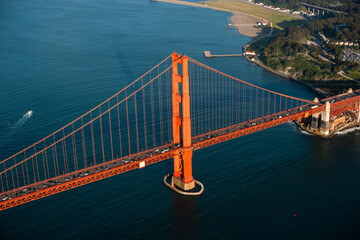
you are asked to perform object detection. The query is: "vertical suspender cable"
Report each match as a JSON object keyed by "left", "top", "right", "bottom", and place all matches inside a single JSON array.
[
  {"left": 116, "top": 96, "right": 123, "bottom": 157},
  {"left": 125, "top": 89, "right": 131, "bottom": 158},
  {"left": 108, "top": 101, "right": 114, "bottom": 160},
  {"left": 134, "top": 86, "right": 140, "bottom": 153},
  {"left": 142, "top": 78, "right": 148, "bottom": 150}
]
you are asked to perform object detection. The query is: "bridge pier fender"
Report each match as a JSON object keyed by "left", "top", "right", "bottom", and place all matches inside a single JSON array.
[{"left": 320, "top": 101, "right": 330, "bottom": 136}]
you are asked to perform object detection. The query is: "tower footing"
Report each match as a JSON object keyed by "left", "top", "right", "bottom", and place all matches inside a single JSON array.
[
  {"left": 163, "top": 174, "right": 204, "bottom": 196},
  {"left": 172, "top": 176, "right": 195, "bottom": 190}
]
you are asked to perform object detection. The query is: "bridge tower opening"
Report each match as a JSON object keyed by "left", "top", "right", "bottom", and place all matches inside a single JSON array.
[{"left": 171, "top": 52, "right": 196, "bottom": 191}]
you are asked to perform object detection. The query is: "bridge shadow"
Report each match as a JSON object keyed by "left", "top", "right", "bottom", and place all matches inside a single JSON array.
[
  {"left": 309, "top": 129, "right": 360, "bottom": 168},
  {"left": 112, "top": 44, "right": 136, "bottom": 83},
  {"left": 307, "top": 80, "right": 360, "bottom": 96},
  {"left": 169, "top": 192, "right": 202, "bottom": 239}
]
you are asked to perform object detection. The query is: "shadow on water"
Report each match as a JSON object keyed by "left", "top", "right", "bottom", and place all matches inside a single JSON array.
[
  {"left": 309, "top": 131, "right": 360, "bottom": 168},
  {"left": 112, "top": 45, "right": 136, "bottom": 83},
  {"left": 1, "top": 0, "right": 360, "bottom": 239},
  {"left": 307, "top": 80, "right": 360, "bottom": 96},
  {"left": 170, "top": 191, "right": 202, "bottom": 240}
]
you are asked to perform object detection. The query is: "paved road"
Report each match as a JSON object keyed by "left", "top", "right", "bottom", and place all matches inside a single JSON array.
[{"left": 338, "top": 70, "right": 359, "bottom": 83}]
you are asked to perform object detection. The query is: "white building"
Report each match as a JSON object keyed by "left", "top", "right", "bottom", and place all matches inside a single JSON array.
[{"left": 245, "top": 51, "right": 256, "bottom": 56}]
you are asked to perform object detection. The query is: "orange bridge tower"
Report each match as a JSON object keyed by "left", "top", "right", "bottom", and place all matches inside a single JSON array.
[{"left": 170, "top": 52, "right": 196, "bottom": 191}]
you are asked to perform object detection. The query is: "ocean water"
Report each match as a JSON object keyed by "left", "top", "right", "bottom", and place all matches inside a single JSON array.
[{"left": 1, "top": 0, "right": 360, "bottom": 239}]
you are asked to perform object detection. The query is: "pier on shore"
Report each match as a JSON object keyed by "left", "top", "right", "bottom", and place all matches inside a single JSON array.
[{"left": 204, "top": 51, "right": 243, "bottom": 58}]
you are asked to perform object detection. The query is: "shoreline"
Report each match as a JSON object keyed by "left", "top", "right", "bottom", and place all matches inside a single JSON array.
[
  {"left": 154, "top": 0, "right": 269, "bottom": 40},
  {"left": 243, "top": 54, "right": 329, "bottom": 98},
  {"left": 154, "top": 0, "right": 328, "bottom": 98},
  {"left": 228, "top": 12, "right": 273, "bottom": 45}
]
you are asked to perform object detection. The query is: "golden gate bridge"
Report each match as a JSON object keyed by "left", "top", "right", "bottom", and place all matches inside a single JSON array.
[{"left": 1, "top": 52, "right": 360, "bottom": 211}]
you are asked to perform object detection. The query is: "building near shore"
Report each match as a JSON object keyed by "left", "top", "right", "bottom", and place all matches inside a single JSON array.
[
  {"left": 332, "top": 41, "right": 359, "bottom": 46},
  {"left": 257, "top": 21, "right": 268, "bottom": 26},
  {"left": 279, "top": 8, "right": 290, "bottom": 13},
  {"left": 245, "top": 50, "right": 256, "bottom": 56},
  {"left": 342, "top": 48, "right": 360, "bottom": 63},
  {"left": 306, "top": 40, "right": 319, "bottom": 47}
]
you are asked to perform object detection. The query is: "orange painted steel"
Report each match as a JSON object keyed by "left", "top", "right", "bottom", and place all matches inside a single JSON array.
[
  {"left": 172, "top": 52, "right": 182, "bottom": 178},
  {"left": 0, "top": 54, "right": 173, "bottom": 167},
  {"left": 330, "top": 106, "right": 357, "bottom": 121},
  {"left": 180, "top": 56, "right": 194, "bottom": 183},
  {"left": 188, "top": 58, "right": 313, "bottom": 104},
  {"left": 0, "top": 146, "right": 178, "bottom": 211},
  {"left": 2, "top": 52, "right": 360, "bottom": 211},
  {"left": 0, "top": 106, "right": 322, "bottom": 211},
  {"left": 329, "top": 95, "right": 360, "bottom": 112},
  {"left": 0, "top": 62, "right": 173, "bottom": 177},
  {"left": 1, "top": 96, "right": 359, "bottom": 211},
  {"left": 171, "top": 53, "right": 194, "bottom": 184}
]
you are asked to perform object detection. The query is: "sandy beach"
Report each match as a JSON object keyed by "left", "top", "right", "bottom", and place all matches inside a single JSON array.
[
  {"left": 229, "top": 12, "right": 267, "bottom": 38},
  {"left": 154, "top": 0, "right": 331, "bottom": 96},
  {"left": 154, "top": 0, "right": 271, "bottom": 41}
]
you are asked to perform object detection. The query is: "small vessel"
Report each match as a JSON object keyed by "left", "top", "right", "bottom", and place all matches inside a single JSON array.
[{"left": 26, "top": 110, "right": 33, "bottom": 117}]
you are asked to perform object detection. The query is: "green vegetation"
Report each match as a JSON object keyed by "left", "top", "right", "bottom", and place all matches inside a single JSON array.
[
  {"left": 250, "top": 37, "right": 270, "bottom": 51},
  {"left": 262, "top": 26, "right": 325, "bottom": 78},
  {"left": 348, "top": 70, "right": 360, "bottom": 79},
  {"left": 206, "top": 1, "right": 304, "bottom": 30},
  {"left": 306, "top": 15, "right": 360, "bottom": 42},
  {"left": 260, "top": 23, "right": 360, "bottom": 82},
  {"left": 256, "top": 0, "right": 302, "bottom": 10},
  {"left": 206, "top": 0, "right": 360, "bottom": 95},
  {"left": 254, "top": 0, "right": 357, "bottom": 11},
  {"left": 306, "top": 80, "right": 360, "bottom": 95},
  {"left": 256, "top": 0, "right": 360, "bottom": 95}
]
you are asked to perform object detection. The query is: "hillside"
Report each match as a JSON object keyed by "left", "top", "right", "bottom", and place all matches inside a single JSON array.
[
  {"left": 253, "top": 0, "right": 356, "bottom": 10},
  {"left": 258, "top": 7, "right": 360, "bottom": 95}
]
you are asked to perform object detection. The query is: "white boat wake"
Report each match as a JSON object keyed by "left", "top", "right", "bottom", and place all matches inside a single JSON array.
[
  {"left": 12, "top": 110, "right": 33, "bottom": 129},
  {"left": 289, "top": 121, "right": 312, "bottom": 136},
  {"left": 298, "top": 128, "right": 311, "bottom": 135},
  {"left": 336, "top": 126, "right": 360, "bottom": 135}
]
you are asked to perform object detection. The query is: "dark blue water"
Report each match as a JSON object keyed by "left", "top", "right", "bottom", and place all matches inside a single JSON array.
[{"left": 1, "top": 0, "right": 360, "bottom": 239}]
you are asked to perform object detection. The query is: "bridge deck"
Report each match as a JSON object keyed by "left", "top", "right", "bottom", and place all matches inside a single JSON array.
[
  {"left": 0, "top": 104, "right": 321, "bottom": 210},
  {"left": 2, "top": 48, "right": 360, "bottom": 212},
  {"left": 2, "top": 90, "right": 360, "bottom": 210}
]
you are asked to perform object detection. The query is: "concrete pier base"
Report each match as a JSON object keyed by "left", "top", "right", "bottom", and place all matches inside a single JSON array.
[
  {"left": 311, "top": 113, "right": 319, "bottom": 130},
  {"left": 172, "top": 176, "right": 195, "bottom": 191},
  {"left": 320, "top": 101, "right": 330, "bottom": 136}
]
